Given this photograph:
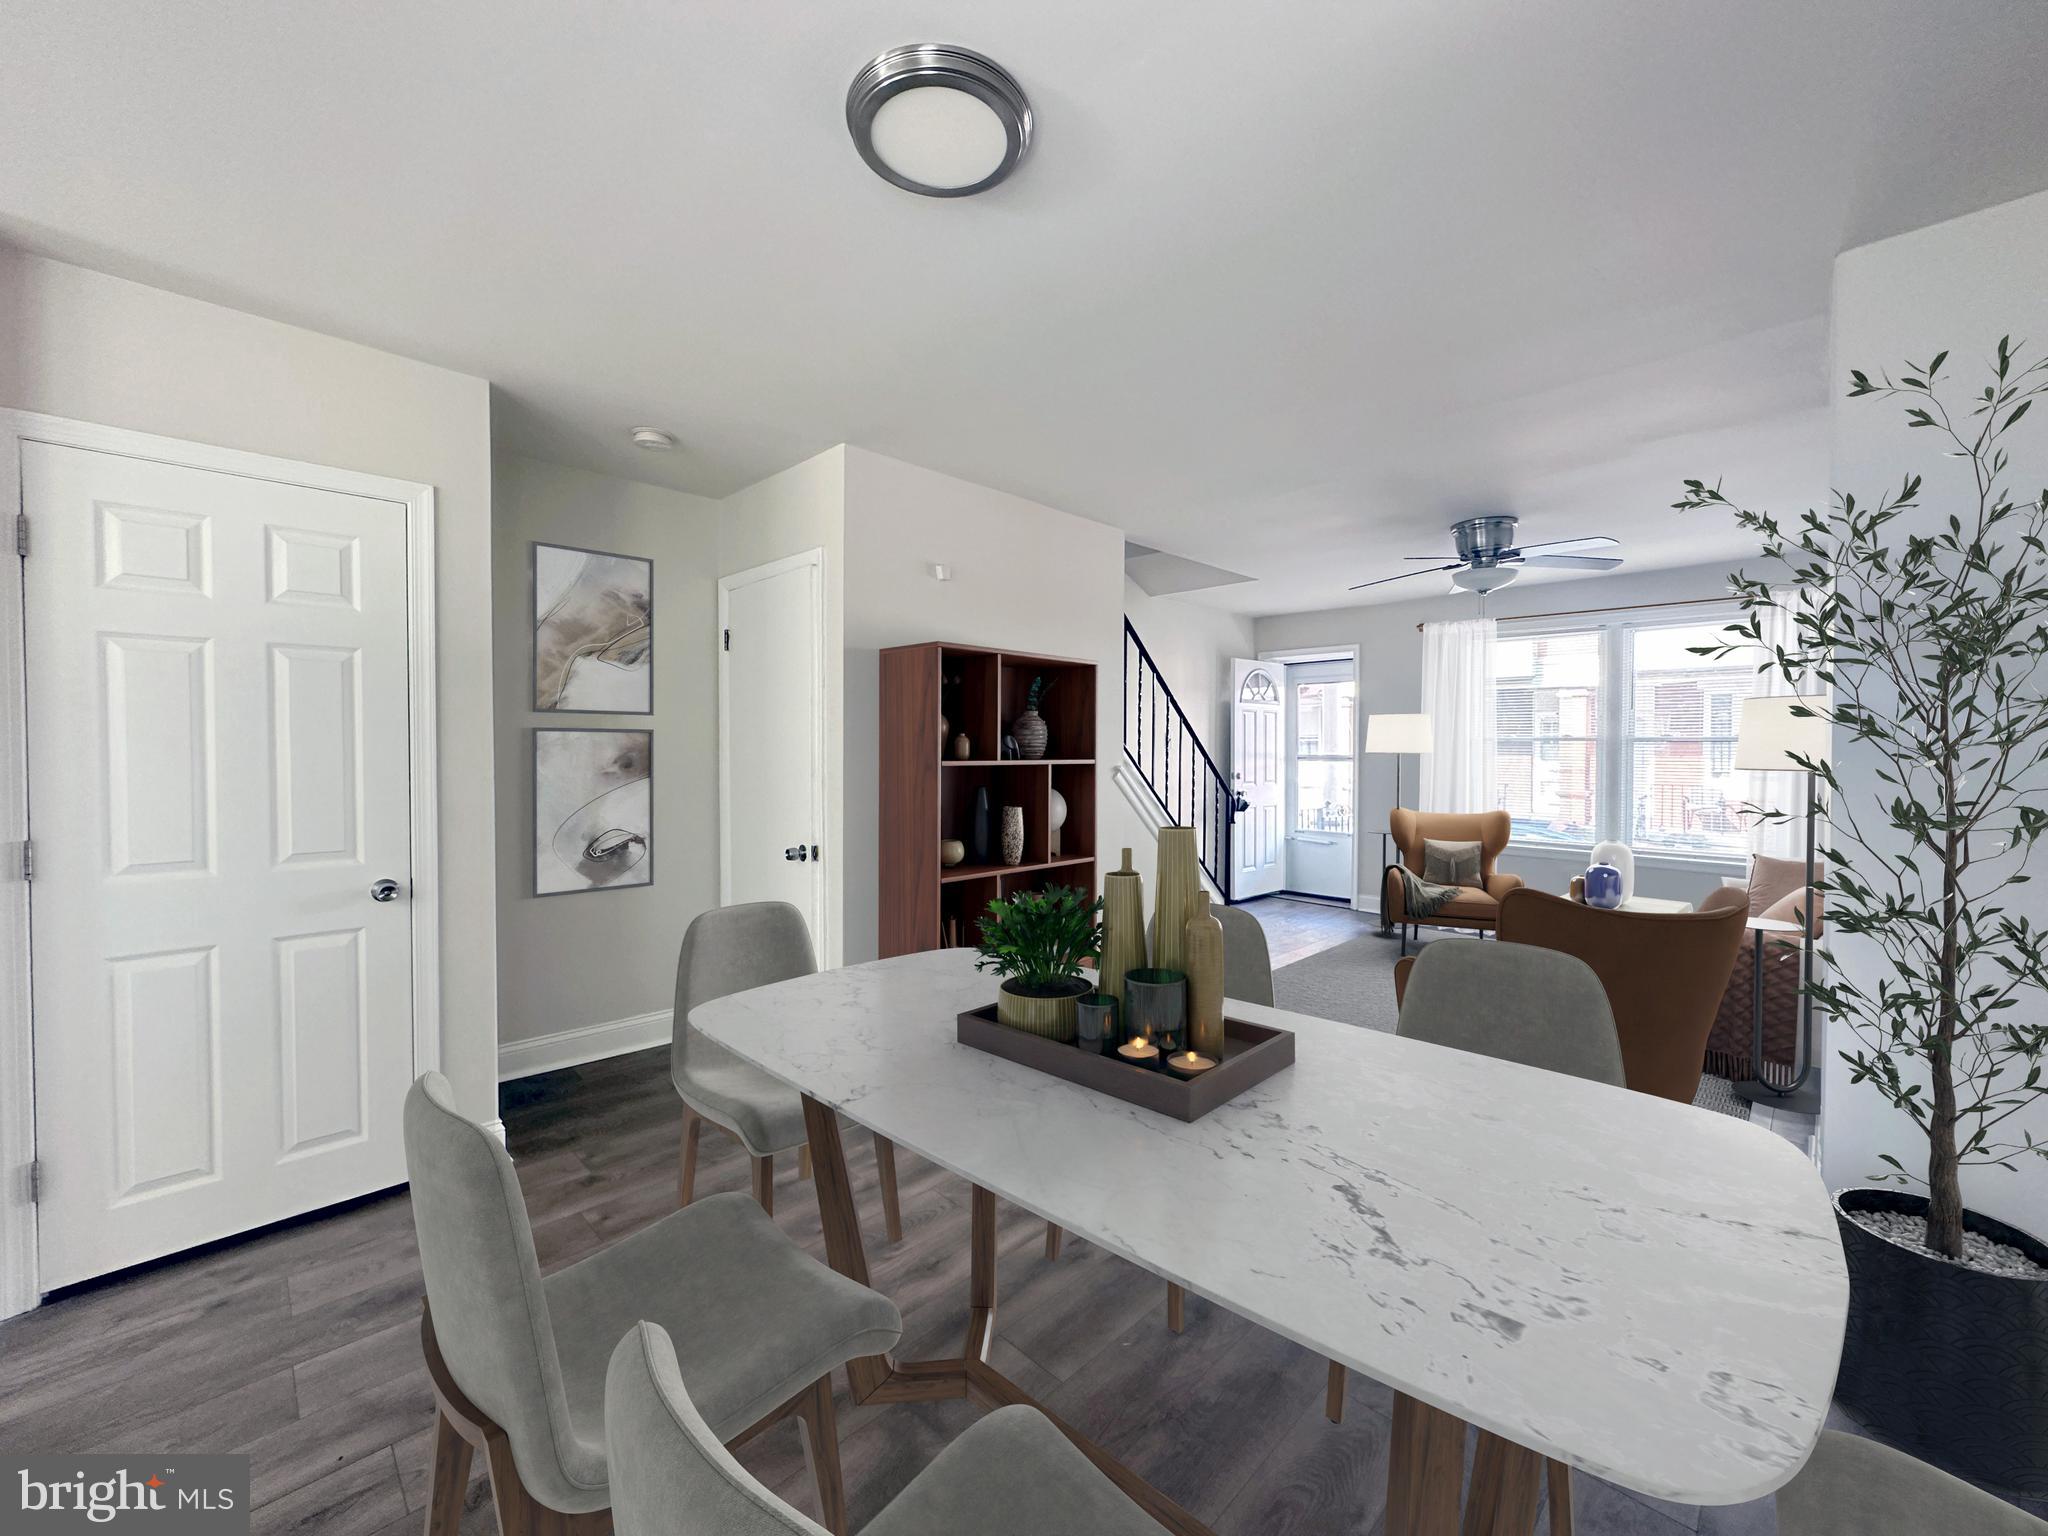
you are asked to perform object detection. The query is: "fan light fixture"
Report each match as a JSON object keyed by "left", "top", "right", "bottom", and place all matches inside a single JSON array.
[
  {"left": 847, "top": 45, "right": 1033, "bottom": 197},
  {"left": 1452, "top": 566, "right": 1520, "bottom": 593}
]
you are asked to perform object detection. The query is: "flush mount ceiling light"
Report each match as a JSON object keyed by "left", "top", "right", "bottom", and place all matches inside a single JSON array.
[
  {"left": 847, "top": 44, "right": 1033, "bottom": 197},
  {"left": 1452, "top": 565, "right": 1521, "bottom": 594},
  {"left": 628, "top": 427, "right": 678, "bottom": 450}
]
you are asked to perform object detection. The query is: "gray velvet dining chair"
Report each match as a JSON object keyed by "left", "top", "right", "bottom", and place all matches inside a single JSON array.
[
  {"left": 605, "top": 1319, "right": 1163, "bottom": 1536},
  {"left": 674, "top": 902, "right": 903, "bottom": 1240},
  {"left": 1328, "top": 938, "right": 1622, "bottom": 1536},
  {"left": 1776, "top": 1431, "right": 2047, "bottom": 1535},
  {"left": 404, "top": 1072, "right": 902, "bottom": 1536}
]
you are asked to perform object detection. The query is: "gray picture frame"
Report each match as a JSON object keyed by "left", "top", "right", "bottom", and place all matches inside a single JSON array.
[
  {"left": 533, "top": 727, "right": 654, "bottom": 896},
  {"left": 532, "top": 540, "right": 654, "bottom": 715}
]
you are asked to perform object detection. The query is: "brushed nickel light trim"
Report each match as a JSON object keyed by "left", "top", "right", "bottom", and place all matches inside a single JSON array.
[{"left": 846, "top": 44, "right": 1033, "bottom": 198}]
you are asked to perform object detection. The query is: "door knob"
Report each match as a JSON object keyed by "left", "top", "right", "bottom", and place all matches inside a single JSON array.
[
  {"left": 783, "top": 846, "right": 809, "bottom": 862},
  {"left": 370, "top": 878, "right": 403, "bottom": 902}
]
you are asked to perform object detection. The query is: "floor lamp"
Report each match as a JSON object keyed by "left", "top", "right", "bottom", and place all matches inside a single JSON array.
[
  {"left": 1731, "top": 695, "right": 1829, "bottom": 1115},
  {"left": 1365, "top": 713, "right": 1433, "bottom": 935}
]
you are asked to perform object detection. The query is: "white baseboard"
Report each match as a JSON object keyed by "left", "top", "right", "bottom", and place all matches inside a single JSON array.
[
  {"left": 498, "top": 1008, "right": 673, "bottom": 1082},
  {"left": 482, "top": 1119, "right": 508, "bottom": 1146}
]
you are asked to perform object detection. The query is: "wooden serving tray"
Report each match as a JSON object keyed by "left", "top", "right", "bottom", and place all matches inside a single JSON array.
[{"left": 955, "top": 1005, "right": 1296, "bottom": 1122}]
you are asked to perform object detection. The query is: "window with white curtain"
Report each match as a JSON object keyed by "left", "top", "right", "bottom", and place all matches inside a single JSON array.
[{"left": 1492, "top": 612, "right": 1755, "bottom": 858}]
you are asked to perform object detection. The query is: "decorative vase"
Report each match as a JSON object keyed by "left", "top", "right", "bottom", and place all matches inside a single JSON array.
[
  {"left": 1013, "top": 707, "right": 1048, "bottom": 759},
  {"left": 1583, "top": 861, "right": 1624, "bottom": 910},
  {"left": 1833, "top": 1187, "right": 2048, "bottom": 1492},
  {"left": 1153, "top": 827, "right": 1200, "bottom": 976},
  {"left": 1049, "top": 787, "right": 1068, "bottom": 856},
  {"left": 997, "top": 977, "right": 1089, "bottom": 1041},
  {"left": 1076, "top": 993, "right": 1119, "bottom": 1055},
  {"left": 940, "top": 838, "right": 966, "bottom": 868},
  {"left": 952, "top": 732, "right": 973, "bottom": 760},
  {"left": 1000, "top": 805, "right": 1025, "bottom": 866},
  {"left": 1185, "top": 890, "right": 1225, "bottom": 1059},
  {"left": 1100, "top": 847, "right": 1146, "bottom": 1003},
  {"left": 939, "top": 710, "right": 949, "bottom": 752},
  {"left": 1123, "top": 968, "right": 1186, "bottom": 1057},
  {"left": 970, "top": 788, "right": 993, "bottom": 864}
]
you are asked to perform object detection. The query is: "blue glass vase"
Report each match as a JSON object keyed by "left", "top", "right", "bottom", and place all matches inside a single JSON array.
[{"left": 1583, "top": 861, "right": 1624, "bottom": 909}]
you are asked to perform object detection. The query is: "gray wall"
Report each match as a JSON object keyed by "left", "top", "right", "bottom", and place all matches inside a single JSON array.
[
  {"left": 491, "top": 454, "right": 720, "bottom": 1052},
  {"left": 1254, "top": 561, "right": 1763, "bottom": 906}
]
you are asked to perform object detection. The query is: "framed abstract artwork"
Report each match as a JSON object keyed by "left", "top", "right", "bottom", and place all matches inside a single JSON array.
[
  {"left": 533, "top": 541, "right": 653, "bottom": 713},
  {"left": 534, "top": 728, "right": 653, "bottom": 895}
]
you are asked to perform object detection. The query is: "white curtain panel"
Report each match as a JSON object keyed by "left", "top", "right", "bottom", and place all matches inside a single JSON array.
[
  {"left": 1745, "top": 586, "right": 1825, "bottom": 859},
  {"left": 1418, "top": 618, "right": 1498, "bottom": 813}
]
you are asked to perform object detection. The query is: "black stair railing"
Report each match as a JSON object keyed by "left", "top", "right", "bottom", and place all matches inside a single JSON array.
[{"left": 1123, "top": 617, "right": 1240, "bottom": 900}]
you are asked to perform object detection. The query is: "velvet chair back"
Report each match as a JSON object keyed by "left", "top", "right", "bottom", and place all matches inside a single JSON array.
[
  {"left": 1395, "top": 939, "right": 1626, "bottom": 1086},
  {"left": 672, "top": 901, "right": 817, "bottom": 1097}
]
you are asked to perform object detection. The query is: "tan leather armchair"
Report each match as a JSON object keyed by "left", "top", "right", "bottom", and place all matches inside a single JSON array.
[
  {"left": 1381, "top": 808, "right": 1521, "bottom": 947},
  {"left": 1497, "top": 885, "right": 1749, "bottom": 1103}
]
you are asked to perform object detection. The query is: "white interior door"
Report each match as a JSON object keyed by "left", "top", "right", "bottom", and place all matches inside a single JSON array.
[
  {"left": 720, "top": 552, "right": 826, "bottom": 956},
  {"left": 23, "top": 441, "right": 417, "bottom": 1289},
  {"left": 1231, "top": 659, "right": 1284, "bottom": 899}
]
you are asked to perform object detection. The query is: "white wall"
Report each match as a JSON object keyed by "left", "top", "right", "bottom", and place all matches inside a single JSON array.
[
  {"left": 1254, "top": 563, "right": 1757, "bottom": 906},
  {"left": 492, "top": 454, "right": 719, "bottom": 1061},
  {"left": 0, "top": 248, "right": 503, "bottom": 1123},
  {"left": 840, "top": 447, "right": 1128, "bottom": 963},
  {"left": 1824, "top": 188, "right": 2048, "bottom": 1234},
  {"left": 716, "top": 447, "right": 847, "bottom": 964},
  {"left": 1123, "top": 576, "right": 1256, "bottom": 755}
]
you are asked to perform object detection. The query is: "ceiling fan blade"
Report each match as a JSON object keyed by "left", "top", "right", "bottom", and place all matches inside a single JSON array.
[
  {"left": 1518, "top": 553, "right": 1624, "bottom": 571},
  {"left": 1348, "top": 563, "right": 1462, "bottom": 591},
  {"left": 1509, "top": 536, "right": 1619, "bottom": 557}
]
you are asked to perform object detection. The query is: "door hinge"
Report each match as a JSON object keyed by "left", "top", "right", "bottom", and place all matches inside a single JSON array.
[
  {"left": 722, "top": 628, "right": 731, "bottom": 652},
  {"left": 28, "top": 1159, "right": 41, "bottom": 1204},
  {"left": 17, "top": 841, "right": 29, "bottom": 883},
  {"left": 14, "top": 512, "right": 26, "bottom": 558}
]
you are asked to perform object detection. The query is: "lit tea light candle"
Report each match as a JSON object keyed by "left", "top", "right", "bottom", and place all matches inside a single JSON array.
[
  {"left": 1116, "top": 1034, "right": 1160, "bottom": 1068},
  {"left": 1165, "top": 1050, "right": 1216, "bottom": 1079}
]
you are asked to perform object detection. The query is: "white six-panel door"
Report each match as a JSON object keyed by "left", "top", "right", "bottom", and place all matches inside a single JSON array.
[
  {"left": 1232, "top": 659, "right": 1285, "bottom": 898},
  {"left": 23, "top": 441, "right": 416, "bottom": 1288}
]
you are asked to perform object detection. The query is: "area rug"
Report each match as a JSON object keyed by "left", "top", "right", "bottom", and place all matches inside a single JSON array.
[{"left": 1271, "top": 932, "right": 1751, "bottom": 1120}]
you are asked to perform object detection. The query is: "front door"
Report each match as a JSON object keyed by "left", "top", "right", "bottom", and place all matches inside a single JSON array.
[
  {"left": 720, "top": 552, "right": 827, "bottom": 958},
  {"left": 23, "top": 440, "right": 418, "bottom": 1289},
  {"left": 1231, "top": 659, "right": 1284, "bottom": 899}
]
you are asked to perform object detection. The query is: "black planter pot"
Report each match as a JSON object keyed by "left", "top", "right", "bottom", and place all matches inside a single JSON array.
[{"left": 1834, "top": 1187, "right": 2048, "bottom": 1494}]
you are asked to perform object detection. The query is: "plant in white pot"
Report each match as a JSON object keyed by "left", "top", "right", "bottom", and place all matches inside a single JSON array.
[
  {"left": 976, "top": 884, "right": 1103, "bottom": 1042},
  {"left": 1677, "top": 337, "right": 2048, "bottom": 1491}
]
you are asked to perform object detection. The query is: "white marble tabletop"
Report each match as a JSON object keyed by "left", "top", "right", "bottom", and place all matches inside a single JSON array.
[{"left": 690, "top": 948, "right": 1846, "bottom": 1506}]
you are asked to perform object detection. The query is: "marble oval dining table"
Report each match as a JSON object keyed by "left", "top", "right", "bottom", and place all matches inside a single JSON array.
[{"left": 690, "top": 947, "right": 1848, "bottom": 1536}]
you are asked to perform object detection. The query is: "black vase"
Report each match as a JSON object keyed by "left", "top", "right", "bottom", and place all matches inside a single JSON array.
[
  {"left": 970, "top": 788, "right": 992, "bottom": 864},
  {"left": 1834, "top": 1187, "right": 2048, "bottom": 1494}
]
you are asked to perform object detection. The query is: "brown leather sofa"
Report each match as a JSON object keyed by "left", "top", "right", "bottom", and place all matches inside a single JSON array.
[
  {"left": 1496, "top": 885, "right": 1749, "bottom": 1104},
  {"left": 1381, "top": 808, "right": 1521, "bottom": 949}
]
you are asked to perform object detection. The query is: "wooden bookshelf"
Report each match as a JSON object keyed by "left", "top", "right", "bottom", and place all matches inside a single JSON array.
[{"left": 879, "top": 642, "right": 1099, "bottom": 957}]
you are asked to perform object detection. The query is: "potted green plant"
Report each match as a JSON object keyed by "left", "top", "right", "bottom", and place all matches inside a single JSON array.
[
  {"left": 976, "top": 884, "right": 1102, "bottom": 1041},
  {"left": 1677, "top": 338, "right": 2048, "bottom": 1492}
]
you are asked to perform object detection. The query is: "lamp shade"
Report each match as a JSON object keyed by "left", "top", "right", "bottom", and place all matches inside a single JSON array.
[
  {"left": 1733, "top": 695, "right": 1830, "bottom": 771},
  {"left": 1365, "top": 712, "right": 1434, "bottom": 754}
]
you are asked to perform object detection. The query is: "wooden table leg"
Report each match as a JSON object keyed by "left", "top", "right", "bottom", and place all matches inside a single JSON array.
[
  {"left": 872, "top": 1133, "right": 904, "bottom": 1242},
  {"left": 1386, "top": 1392, "right": 1465, "bottom": 1536},
  {"left": 1463, "top": 1431, "right": 1542, "bottom": 1536},
  {"left": 965, "top": 1185, "right": 997, "bottom": 1363},
  {"left": 802, "top": 1095, "right": 898, "bottom": 1403},
  {"left": 1545, "top": 1459, "right": 1574, "bottom": 1536}
]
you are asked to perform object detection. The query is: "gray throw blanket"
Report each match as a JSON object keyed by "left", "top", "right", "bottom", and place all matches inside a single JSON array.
[{"left": 1397, "top": 865, "right": 1465, "bottom": 918}]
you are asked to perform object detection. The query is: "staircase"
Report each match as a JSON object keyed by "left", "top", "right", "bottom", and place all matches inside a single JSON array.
[{"left": 1122, "top": 617, "right": 1239, "bottom": 900}]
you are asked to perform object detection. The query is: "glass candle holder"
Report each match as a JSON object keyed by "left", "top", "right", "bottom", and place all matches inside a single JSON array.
[
  {"left": 1122, "top": 968, "right": 1187, "bottom": 1059},
  {"left": 1076, "top": 993, "right": 1120, "bottom": 1055}
]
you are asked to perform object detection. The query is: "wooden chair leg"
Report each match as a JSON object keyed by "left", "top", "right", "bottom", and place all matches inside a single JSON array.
[
  {"left": 872, "top": 1133, "right": 903, "bottom": 1242},
  {"left": 1166, "top": 1282, "right": 1185, "bottom": 1334},
  {"left": 798, "top": 1143, "right": 812, "bottom": 1181},
  {"left": 678, "top": 1108, "right": 703, "bottom": 1207},
  {"left": 1545, "top": 1458, "right": 1573, "bottom": 1536},
  {"left": 1044, "top": 1223, "right": 1063, "bottom": 1260},
  {"left": 423, "top": 1410, "right": 474, "bottom": 1536},
  {"left": 751, "top": 1153, "right": 775, "bottom": 1216},
  {"left": 1326, "top": 1360, "right": 1346, "bottom": 1424},
  {"left": 793, "top": 1373, "right": 848, "bottom": 1535}
]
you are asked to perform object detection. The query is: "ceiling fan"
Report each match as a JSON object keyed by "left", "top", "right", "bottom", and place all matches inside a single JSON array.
[{"left": 1349, "top": 515, "right": 1623, "bottom": 594}]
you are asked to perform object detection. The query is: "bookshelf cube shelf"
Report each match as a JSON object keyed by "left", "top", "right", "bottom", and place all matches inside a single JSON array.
[{"left": 879, "top": 642, "right": 1099, "bottom": 957}]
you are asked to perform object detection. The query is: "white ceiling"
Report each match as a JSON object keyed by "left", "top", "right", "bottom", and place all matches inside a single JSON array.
[{"left": 4, "top": 2, "right": 2046, "bottom": 614}]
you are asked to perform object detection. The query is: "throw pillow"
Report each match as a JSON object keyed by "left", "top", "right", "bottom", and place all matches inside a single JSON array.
[
  {"left": 1423, "top": 838, "right": 1483, "bottom": 889},
  {"left": 1748, "top": 853, "right": 1825, "bottom": 919}
]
